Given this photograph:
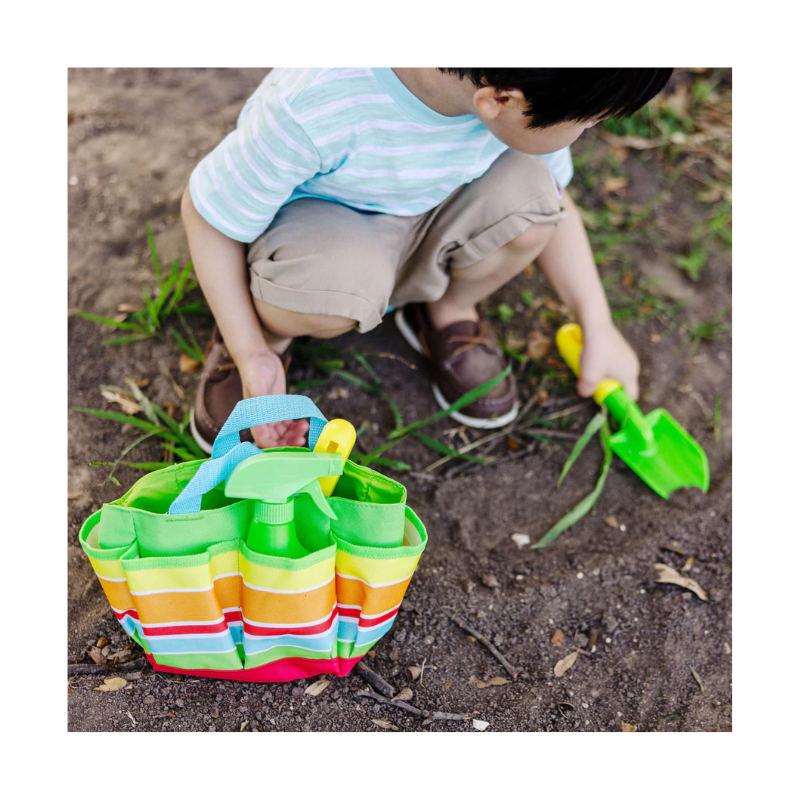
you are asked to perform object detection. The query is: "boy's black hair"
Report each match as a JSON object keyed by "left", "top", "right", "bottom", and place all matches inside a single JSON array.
[{"left": 439, "top": 68, "right": 673, "bottom": 128}]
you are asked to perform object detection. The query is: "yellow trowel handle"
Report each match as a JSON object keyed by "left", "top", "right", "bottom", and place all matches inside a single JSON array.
[
  {"left": 313, "top": 419, "right": 357, "bottom": 496},
  {"left": 556, "top": 323, "right": 622, "bottom": 405}
]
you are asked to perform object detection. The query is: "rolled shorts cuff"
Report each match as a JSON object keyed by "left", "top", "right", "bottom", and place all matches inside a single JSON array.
[
  {"left": 447, "top": 202, "right": 569, "bottom": 272},
  {"left": 249, "top": 272, "right": 385, "bottom": 334}
]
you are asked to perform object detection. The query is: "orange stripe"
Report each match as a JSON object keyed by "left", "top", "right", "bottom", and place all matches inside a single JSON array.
[
  {"left": 335, "top": 575, "right": 411, "bottom": 616},
  {"left": 215, "top": 574, "right": 240, "bottom": 610},
  {"left": 242, "top": 580, "right": 336, "bottom": 626},
  {"left": 98, "top": 577, "right": 137, "bottom": 612},
  {"left": 133, "top": 590, "right": 223, "bottom": 624}
]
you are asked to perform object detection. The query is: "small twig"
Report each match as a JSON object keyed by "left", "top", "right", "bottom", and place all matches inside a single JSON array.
[
  {"left": 450, "top": 615, "right": 518, "bottom": 678},
  {"left": 67, "top": 657, "right": 148, "bottom": 676},
  {"left": 356, "top": 689, "right": 425, "bottom": 717},
  {"left": 690, "top": 665, "right": 706, "bottom": 694},
  {"left": 423, "top": 710, "right": 468, "bottom": 724},
  {"left": 354, "top": 660, "right": 395, "bottom": 697}
]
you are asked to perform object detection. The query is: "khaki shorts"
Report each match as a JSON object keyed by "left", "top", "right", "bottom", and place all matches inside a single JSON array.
[{"left": 247, "top": 149, "right": 568, "bottom": 333}]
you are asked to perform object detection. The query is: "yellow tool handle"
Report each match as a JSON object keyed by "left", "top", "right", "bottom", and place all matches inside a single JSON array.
[
  {"left": 313, "top": 419, "right": 357, "bottom": 496},
  {"left": 556, "top": 323, "right": 622, "bottom": 405}
]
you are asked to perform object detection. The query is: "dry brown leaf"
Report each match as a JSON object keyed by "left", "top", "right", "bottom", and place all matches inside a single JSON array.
[
  {"left": 506, "top": 435, "right": 522, "bottom": 451},
  {"left": 67, "top": 491, "right": 85, "bottom": 500},
  {"left": 554, "top": 650, "right": 579, "bottom": 678},
  {"left": 604, "top": 515, "right": 620, "bottom": 529},
  {"left": 653, "top": 563, "right": 708, "bottom": 601},
  {"left": 304, "top": 679, "right": 330, "bottom": 697},
  {"left": 550, "top": 629, "right": 565, "bottom": 647},
  {"left": 179, "top": 354, "right": 201, "bottom": 374},
  {"left": 94, "top": 676, "right": 127, "bottom": 692},
  {"left": 406, "top": 666, "right": 422, "bottom": 681},
  {"left": 650, "top": 333, "right": 662, "bottom": 343},
  {"left": 87, "top": 646, "right": 106, "bottom": 666},
  {"left": 133, "top": 378, "right": 151, "bottom": 388},
  {"left": 526, "top": 331, "right": 551, "bottom": 360},
  {"left": 621, "top": 272, "right": 634, "bottom": 288},
  {"left": 117, "top": 303, "right": 140, "bottom": 314},
  {"left": 100, "top": 389, "right": 142, "bottom": 416},
  {"left": 469, "top": 675, "right": 509, "bottom": 689},
  {"left": 505, "top": 335, "right": 526, "bottom": 352},
  {"left": 96, "top": 637, "right": 108, "bottom": 648},
  {"left": 697, "top": 188, "right": 722, "bottom": 204},
  {"left": 511, "top": 532, "right": 531, "bottom": 549},
  {"left": 534, "top": 388, "right": 549, "bottom": 404},
  {"left": 327, "top": 386, "right": 349, "bottom": 400},
  {"left": 481, "top": 573, "right": 500, "bottom": 589},
  {"left": 607, "top": 145, "right": 628, "bottom": 161},
  {"left": 396, "top": 687, "right": 413, "bottom": 702},
  {"left": 621, "top": 721, "right": 637, "bottom": 732},
  {"left": 602, "top": 176, "right": 628, "bottom": 195},
  {"left": 240, "top": 721, "right": 249, "bottom": 731},
  {"left": 372, "top": 718, "right": 399, "bottom": 730}
]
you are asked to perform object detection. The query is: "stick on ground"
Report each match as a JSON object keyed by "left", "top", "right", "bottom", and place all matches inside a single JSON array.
[
  {"left": 450, "top": 615, "right": 519, "bottom": 678},
  {"left": 356, "top": 689, "right": 424, "bottom": 717},
  {"left": 67, "top": 658, "right": 148, "bottom": 676},
  {"left": 354, "top": 660, "right": 396, "bottom": 697}
]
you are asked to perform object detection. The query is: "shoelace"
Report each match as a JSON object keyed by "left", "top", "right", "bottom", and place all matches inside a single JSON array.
[{"left": 447, "top": 323, "right": 497, "bottom": 359}]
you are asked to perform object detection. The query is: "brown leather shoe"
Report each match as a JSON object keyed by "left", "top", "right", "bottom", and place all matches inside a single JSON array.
[
  {"left": 190, "top": 327, "right": 292, "bottom": 454},
  {"left": 395, "top": 304, "right": 518, "bottom": 429}
]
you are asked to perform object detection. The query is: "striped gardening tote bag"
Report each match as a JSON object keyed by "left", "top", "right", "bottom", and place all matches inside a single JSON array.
[{"left": 79, "top": 395, "right": 427, "bottom": 683}]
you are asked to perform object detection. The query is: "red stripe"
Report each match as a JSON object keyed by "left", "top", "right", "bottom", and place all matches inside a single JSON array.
[
  {"left": 143, "top": 620, "right": 231, "bottom": 637},
  {"left": 224, "top": 609, "right": 242, "bottom": 624},
  {"left": 114, "top": 608, "right": 140, "bottom": 621},
  {"left": 243, "top": 608, "right": 337, "bottom": 638},
  {"left": 358, "top": 609, "right": 398, "bottom": 629},
  {"left": 146, "top": 653, "right": 365, "bottom": 683}
]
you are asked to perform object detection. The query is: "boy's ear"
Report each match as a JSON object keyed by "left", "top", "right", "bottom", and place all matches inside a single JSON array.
[{"left": 473, "top": 86, "right": 527, "bottom": 121}]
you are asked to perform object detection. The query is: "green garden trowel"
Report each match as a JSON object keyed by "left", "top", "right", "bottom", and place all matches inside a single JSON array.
[{"left": 556, "top": 323, "right": 709, "bottom": 499}]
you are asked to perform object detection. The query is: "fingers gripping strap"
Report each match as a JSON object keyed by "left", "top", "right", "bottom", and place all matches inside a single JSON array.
[
  {"left": 211, "top": 395, "right": 329, "bottom": 459},
  {"left": 168, "top": 442, "right": 262, "bottom": 515}
]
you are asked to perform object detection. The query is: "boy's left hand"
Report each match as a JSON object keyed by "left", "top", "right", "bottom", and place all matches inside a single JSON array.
[{"left": 577, "top": 320, "right": 640, "bottom": 401}]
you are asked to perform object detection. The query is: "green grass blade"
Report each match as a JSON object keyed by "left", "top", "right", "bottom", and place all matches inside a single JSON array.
[
  {"left": 121, "top": 379, "right": 160, "bottom": 426},
  {"left": 101, "top": 333, "right": 154, "bottom": 346},
  {"left": 533, "top": 422, "right": 613, "bottom": 549},
  {"left": 170, "top": 325, "right": 204, "bottom": 362},
  {"left": 176, "top": 310, "right": 204, "bottom": 361},
  {"left": 162, "top": 262, "right": 195, "bottom": 319},
  {"left": 74, "top": 408, "right": 186, "bottom": 447},
  {"left": 352, "top": 353, "right": 382, "bottom": 385},
  {"left": 147, "top": 223, "right": 162, "bottom": 285},
  {"left": 557, "top": 411, "right": 606, "bottom": 486},
  {"left": 388, "top": 365, "right": 512, "bottom": 440},
  {"left": 360, "top": 438, "right": 403, "bottom": 466},
  {"left": 163, "top": 443, "right": 204, "bottom": 462},
  {"left": 74, "top": 311, "right": 142, "bottom": 332},
  {"left": 412, "top": 433, "right": 487, "bottom": 464},
  {"left": 141, "top": 286, "right": 160, "bottom": 333},
  {"left": 330, "top": 369, "right": 379, "bottom": 394},
  {"left": 91, "top": 460, "right": 170, "bottom": 472},
  {"left": 348, "top": 452, "right": 412, "bottom": 471}
]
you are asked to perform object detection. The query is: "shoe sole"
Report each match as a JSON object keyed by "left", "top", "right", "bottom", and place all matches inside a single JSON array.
[
  {"left": 394, "top": 308, "right": 519, "bottom": 430},
  {"left": 189, "top": 408, "right": 215, "bottom": 456}
]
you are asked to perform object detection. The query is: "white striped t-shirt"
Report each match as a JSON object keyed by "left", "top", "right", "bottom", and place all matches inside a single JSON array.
[{"left": 190, "top": 68, "right": 574, "bottom": 244}]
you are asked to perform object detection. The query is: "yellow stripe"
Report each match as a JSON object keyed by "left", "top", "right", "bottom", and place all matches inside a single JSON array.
[
  {"left": 123, "top": 550, "right": 239, "bottom": 593},
  {"left": 335, "top": 549, "right": 421, "bottom": 584},
  {"left": 240, "top": 554, "right": 335, "bottom": 593},
  {"left": 89, "top": 557, "right": 126, "bottom": 581},
  {"left": 336, "top": 574, "right": 412, "bottom": 617}
]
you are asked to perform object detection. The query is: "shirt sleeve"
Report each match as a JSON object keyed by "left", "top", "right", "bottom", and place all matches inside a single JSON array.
[
  {"left": 189, "top": 89, "right": 321, "bottom": 243},
  {"left": 541, "top": 146, "right": 574, "bottom": 189}
]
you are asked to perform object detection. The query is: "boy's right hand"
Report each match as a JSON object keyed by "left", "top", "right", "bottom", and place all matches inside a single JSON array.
[{"left": 238, "top": 350, "right": 310, "bottom": 448}]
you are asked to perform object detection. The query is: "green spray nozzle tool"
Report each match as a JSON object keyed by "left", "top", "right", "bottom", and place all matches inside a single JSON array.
[{"left": 224, "top": 451, "right": 344, "bottom": 558}]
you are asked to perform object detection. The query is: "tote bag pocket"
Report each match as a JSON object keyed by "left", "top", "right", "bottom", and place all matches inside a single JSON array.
[
  {"left": 239, "top": 539, "right": 338, "bottom": 673},
  {"left": 334, "top": 507, "right": 427, "bottom": 660}
]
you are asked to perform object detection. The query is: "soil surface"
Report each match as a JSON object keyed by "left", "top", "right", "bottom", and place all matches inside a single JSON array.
[{"left": 68, "top": 68, "right": 732, "bottom": 732}]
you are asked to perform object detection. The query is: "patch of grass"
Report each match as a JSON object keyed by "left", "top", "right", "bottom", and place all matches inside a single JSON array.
[
  {"left": 496, "top": 302, "right": 515, "bottom": 322},
  {"left": 76, "top": 379, "right": 207, "bottom": 482},
  {"left": 675, "top": 244, "right": 708, "bottom": 282},
  {"left": 533, "top": 418, "right": 613, "bottom": 548},
  {"left": 74, "top": 224, "right": 208, "bottom": 360},
  {"left": 684, "top": 308, "right": 731, "bottom": 352}
]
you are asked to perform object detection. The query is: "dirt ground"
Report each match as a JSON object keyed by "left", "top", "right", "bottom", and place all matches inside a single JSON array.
[{"left": 67, "top": 68, "right": 732, "bottom": 732}]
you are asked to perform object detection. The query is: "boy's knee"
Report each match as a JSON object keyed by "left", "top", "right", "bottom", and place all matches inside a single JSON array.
[
  {"left": 253, "top": 298, "right": 357, "bottom": 339},
  {"left": 505, "top": 222, "right": 556, "bottom": 256}
]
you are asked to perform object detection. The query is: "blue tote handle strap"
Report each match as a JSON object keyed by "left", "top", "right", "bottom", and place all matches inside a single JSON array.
[
  {"left": 169, "top": 442, "right": 262, "bottom": 515},
  {"left": 211, "top": 395, "right": 328, "bottom": 459}
]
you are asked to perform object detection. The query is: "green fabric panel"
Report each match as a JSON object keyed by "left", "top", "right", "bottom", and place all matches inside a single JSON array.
[
  {"left": 337, "top": 640, "right": 380, "bottom": 660},
  {"left": 332, "top": 512, "right": 427, "bottom": 561},
  {"left": 120, "top": 537, "right": 240, "bottom": 571},
  {"left": 333, "top": 459, "right": 407, "bottom": 505},
  {"left": 243, "top": 643, "right": 337, "bottom": 670},
  {"left": 241, "top": 536, "right": 336, "bottom": 570},
  {"left": 329, "top": 496, "right": 406, "bottom": 548},
  {"left": 154, "top": 650, "right": 244, "bottom": 672}
]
